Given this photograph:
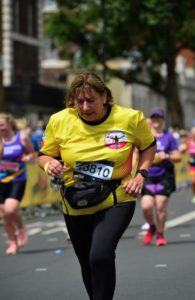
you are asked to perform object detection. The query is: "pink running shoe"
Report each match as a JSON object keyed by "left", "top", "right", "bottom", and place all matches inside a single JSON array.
[
  {"left": 17, "top": 228, "right": 28, "bottom": 248},
  {"left": 143, "top": 226, "right": 156, "bottom": 245},
  {"left": 6, "top": 241, "right": 18, "bottom": 255},
  {"left": 156, "top": 234, "right": 167, "bottom": 246}
]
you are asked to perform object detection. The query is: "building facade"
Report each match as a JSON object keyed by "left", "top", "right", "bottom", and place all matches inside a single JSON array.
[{"left": 0, "top": 0, "right": 65, "bottom": 124}]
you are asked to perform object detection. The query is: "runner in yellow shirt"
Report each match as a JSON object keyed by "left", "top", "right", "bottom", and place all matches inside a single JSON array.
[{"left": 38, "top": 71, "right": 156, "bottom": 300}]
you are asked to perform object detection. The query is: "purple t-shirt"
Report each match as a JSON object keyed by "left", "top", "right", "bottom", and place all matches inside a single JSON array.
[{"left": 149, "top": 130, "right": 178, "bottom": 177}]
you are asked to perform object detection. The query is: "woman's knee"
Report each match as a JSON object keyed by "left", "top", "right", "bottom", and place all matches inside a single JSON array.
[
  {"left": 90, "top": 247, "right": 115, "bottom": 267},
  {"left": 3, "top": 204, "right": 18, "bottom": 220},
  {"left": 141, "top": 196, "right": 154, "bottom": 210},
  {"left": 4, "top": 198, "right": 19, "bottom": 214}
]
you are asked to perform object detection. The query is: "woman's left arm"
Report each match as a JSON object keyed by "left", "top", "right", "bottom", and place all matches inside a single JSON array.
[
  {"left": 167, "top": 150, "right": 181, "bottom": 163},
  {"left": 137, "top": 143, "right": 157, "bottom": 171},
  {"left": 123, "top": 143, "right": 156, "bottom": 197},
  {"left": 157, "top": 150, "right": 181, "bottom": 163}
]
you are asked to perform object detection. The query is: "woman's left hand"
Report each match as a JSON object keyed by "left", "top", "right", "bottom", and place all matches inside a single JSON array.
[
  {"left": 21, "top": 153, "right": 36, "bottom": 163},
  {"left": 157, "top": 151, "right": 169, "bottom": 160},
  {"left": 123, "top": 174, "right": 145, "bottom": 197}
]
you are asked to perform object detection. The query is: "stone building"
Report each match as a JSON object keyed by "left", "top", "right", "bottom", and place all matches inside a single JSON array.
[{"left": 0, "top": 0, "right": 65, "bottom": 125}]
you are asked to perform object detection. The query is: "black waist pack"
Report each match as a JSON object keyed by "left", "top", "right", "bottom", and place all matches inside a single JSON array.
[{"left": 61, "top": 179, "right": 121, "bottom": 209}]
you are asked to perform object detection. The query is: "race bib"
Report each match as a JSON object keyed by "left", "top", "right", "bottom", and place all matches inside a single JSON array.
[
  {"left": 0, "top": 160, "right": 20, "bottom": 172},
  {"left": 73, "top": 160, "right": 115, "bottom": 182}
]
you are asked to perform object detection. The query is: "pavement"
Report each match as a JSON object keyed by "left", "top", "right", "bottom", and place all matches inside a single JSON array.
[{"left": 0, "top": 187, "right": 195, "bottom": 300}]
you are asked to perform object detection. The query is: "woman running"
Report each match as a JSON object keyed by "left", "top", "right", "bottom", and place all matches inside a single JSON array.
[
  {"left": 38, "top": 71, "right": 156, "bottom": 299},
  {"left": 140, "top": 108, "right": 181, "bottom": 246},
  {"left": 0, "top": 113, "right": 36, "bottom": 255}
]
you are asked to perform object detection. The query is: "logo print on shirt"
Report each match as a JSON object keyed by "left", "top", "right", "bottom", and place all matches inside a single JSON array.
[
  {"left": 104, "top": 131, "right": 128, "bottom": 149},
  {"left": 156, "top": 140, "right": 165, "bottom": 152}
]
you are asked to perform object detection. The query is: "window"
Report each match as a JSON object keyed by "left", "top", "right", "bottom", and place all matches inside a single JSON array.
[
  {"left": 12, "top": 0, "right": 37, "bottom": 37},
  {"left": 13, "top": 0, "right": 20, "bottom": 33}
]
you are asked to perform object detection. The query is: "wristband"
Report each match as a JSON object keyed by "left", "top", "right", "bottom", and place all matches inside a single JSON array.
[{"left": 43, "top": 162, "right": 49, "bottom": 174}]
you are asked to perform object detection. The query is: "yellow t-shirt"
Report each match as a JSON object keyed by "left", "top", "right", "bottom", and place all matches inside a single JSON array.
[{"left": 40, "top": 104, "right": 155, "bottom": 215}]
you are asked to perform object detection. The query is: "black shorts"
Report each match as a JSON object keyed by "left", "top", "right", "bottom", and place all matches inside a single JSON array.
[
  {"left": 0, "top": 181, "right": 26, "bottom": 204},
  {"left": 141, "top": 171, "right": 176, "bottom": 197}
]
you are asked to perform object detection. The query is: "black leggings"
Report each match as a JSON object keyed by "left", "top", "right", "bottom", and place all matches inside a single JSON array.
[{"left": 64, "top": 201, "right": 136, "bottom": 300}]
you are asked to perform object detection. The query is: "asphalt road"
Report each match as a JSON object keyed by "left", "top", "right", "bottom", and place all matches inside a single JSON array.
[{"left": 0, "top": 188, "right": 195, "bottom": 300}]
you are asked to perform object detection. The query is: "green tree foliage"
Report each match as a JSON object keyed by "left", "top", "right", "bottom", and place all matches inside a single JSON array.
[{"left": 44, "top": 0, "right": 195, "bottom": 127}]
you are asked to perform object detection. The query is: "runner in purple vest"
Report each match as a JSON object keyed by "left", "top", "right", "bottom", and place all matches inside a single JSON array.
[
  {"left": 140, "top": 108, "right": 181, "bottom": 246},
  {"left": 0, "top": 113, "right": 36, "bottom": 255}
]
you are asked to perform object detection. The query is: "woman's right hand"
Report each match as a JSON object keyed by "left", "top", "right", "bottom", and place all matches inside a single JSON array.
[{"left": 47, "top": 159, "right": 66, "bottom": 177}]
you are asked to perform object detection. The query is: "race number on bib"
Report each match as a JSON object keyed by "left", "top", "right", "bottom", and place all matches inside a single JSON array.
[
  {"left": 0, "top": 160, "right": 20, "bottom": 172},
  {"left": 73, "top": 160, "right": 115, "bottom": 182}
]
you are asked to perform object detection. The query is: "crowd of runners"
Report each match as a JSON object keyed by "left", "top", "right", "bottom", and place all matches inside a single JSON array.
[{"left": 0, "top": 107, "right": 195, "bottom": 256}]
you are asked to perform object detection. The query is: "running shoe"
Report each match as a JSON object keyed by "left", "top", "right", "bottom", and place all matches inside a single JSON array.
[
  {"left": 156, "top": 234, "right": 167, "bottom": 246},
  {"left": 6, "top": 241, "right": 18, "bottom": 255},
  {"left": 141, "top": 222, "right": 150, "bottom": 230},
  {"left": 17, "top": 228, "right": 28, "bottom": 248},
  {"left": 143, "top": 225, "right": 156, "bottom": 245}
]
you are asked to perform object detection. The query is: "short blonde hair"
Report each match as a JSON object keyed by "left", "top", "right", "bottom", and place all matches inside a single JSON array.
[{"left": 66, "top": 71, "right": 114, "bottom": 107}]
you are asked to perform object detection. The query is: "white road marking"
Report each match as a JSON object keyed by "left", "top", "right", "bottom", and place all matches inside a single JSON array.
[
  {"left": 138, "top": 231, "right": 146, "bottom": 237},
  {"left": 44, "top": 221, "right": 65, "bottom": 227},
  {"left": 179, "top": 233, "right": 191, "bottom": 238},
  {"left": 27, "top": 228, "right": 42, "bottom": 235},
  {"left": 155, "top": 264, "right": 167, "bottom": 268},
  {"left": 26, "top": 222, "right": 43, "bottom": 228},
  {"left": 24, "top": 221, "right": 68, "bottom": 236},
  {"left": 24, "top": 210, "right": 195, "bottom": 238},
  {"left": 42, "top": 228, "right": 68, "bottom": 235},
  {"left": 35, "top": 268, "right": 47, "bottom": 272},
  {"left": 47, "top": 237, "right": 58, "bottom": 242},
  {"left": 165, "top": 210, "right": 195, "bottom": 229}
]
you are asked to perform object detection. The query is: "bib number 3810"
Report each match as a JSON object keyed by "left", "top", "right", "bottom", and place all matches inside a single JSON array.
[{"left": 74, "top": 160, "right": 114, "bottom": 181}]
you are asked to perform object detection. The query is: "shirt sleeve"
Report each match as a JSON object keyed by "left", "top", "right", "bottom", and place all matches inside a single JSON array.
[
  {"left": 39, "top": 116, "right": 60, "bottom": 157},
  {"left": 132, "top": 111, "right": 155, "bottom": 151}
]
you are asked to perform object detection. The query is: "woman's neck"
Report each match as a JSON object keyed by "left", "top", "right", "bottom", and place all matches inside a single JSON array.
[
  {"left": 3, "top": 130, "right": 15, "bottom": 142},
  {"left": 152, "top": 127, "right": 163, "bottom": 137}
]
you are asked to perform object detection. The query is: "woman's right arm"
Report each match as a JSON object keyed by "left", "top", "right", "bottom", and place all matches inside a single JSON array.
[
  {"left": 38, "top": 155, "right": 65, "bottom": 177},
  {"left": 38, "top": 154, "right": 52, "bottom": 170}
]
